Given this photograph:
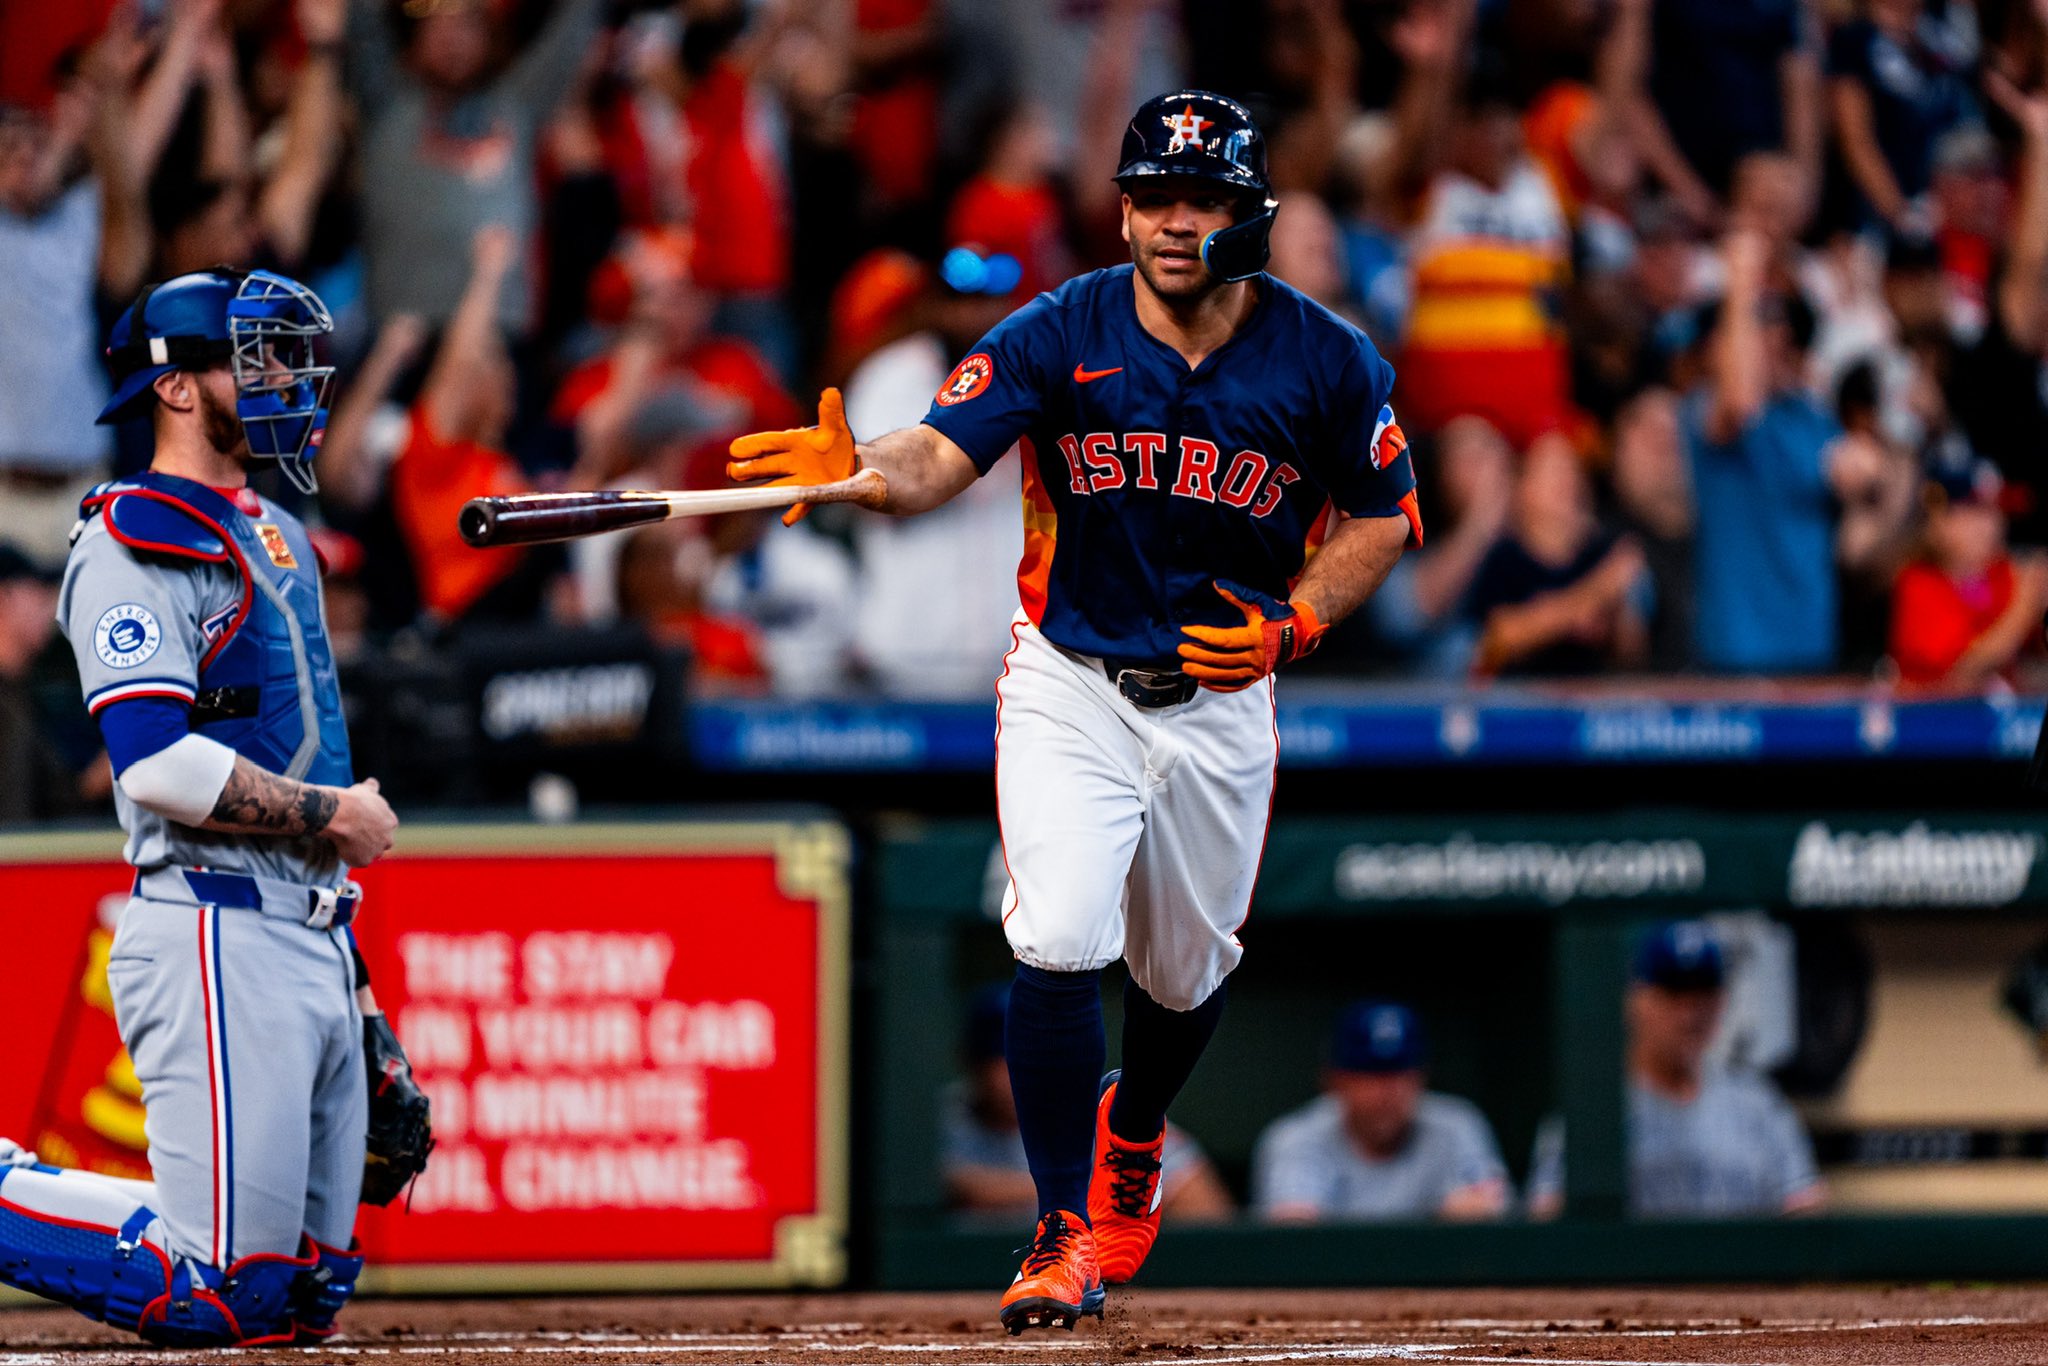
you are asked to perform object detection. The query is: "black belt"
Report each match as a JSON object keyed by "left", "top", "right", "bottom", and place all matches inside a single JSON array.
[{"left": 1101, "top": 658, "right": 1197, "bottom": 709}]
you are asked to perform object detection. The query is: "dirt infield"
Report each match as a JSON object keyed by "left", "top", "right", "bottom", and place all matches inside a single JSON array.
[{"left": 3, "top": 1286, "right": 2047, "bottom": 1365}]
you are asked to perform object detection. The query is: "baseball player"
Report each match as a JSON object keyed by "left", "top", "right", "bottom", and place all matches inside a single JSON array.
[
  {"left": 730, "top": 91, "right": 1421, "bottom": 1332},
  {"left": 0, "top": 268, "right": 427, "bottom": 1346}
]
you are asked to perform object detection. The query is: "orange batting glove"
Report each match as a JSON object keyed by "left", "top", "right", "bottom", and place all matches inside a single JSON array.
[
  {"left": 726, "top": 387, "right": 859, "bottom": 526},
  {"left": 1176, "top": 579, "right": 1326, "bottom": 692}
]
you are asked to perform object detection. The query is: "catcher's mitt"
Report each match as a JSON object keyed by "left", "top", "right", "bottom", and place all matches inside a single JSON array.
[{"left": 361, "top": 1014, "right": 433, "bottom": 1207}]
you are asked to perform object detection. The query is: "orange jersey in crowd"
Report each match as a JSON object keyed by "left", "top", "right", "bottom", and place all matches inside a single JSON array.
[
  {"left": 390, "top": 405, "right": 528, "bottom": 621},
  {"left": 599, "top": 61, "right": 790, "bottom": 294},
  {"left": 1397, "top": 165, "right": 1572, "bottom": 449}
]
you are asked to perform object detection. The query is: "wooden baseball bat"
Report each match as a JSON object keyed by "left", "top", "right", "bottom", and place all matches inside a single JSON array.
[{"left": 457, "top": 469, "right": 888, "bottom": 548}]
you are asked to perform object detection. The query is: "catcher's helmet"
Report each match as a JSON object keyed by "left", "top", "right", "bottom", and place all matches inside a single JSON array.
[
  {"left": 99, "top": 268, "right": 336, "bottom": 494},
  {"left": 1114, "top": 90, "right": 1278, "bottom": 283}
]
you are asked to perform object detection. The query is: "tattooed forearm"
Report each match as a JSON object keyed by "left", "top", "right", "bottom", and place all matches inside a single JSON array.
[{"left": 204, "top": 757, "right": 338, "bottom": 836}]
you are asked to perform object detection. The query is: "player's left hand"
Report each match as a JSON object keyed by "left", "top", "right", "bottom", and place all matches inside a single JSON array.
[
  {"left": 726, "top": 388, "right": 858, "bottom": 526},
  {"left": 360, "top": 1014, "right": 433, "bottom": 1207},
  {"left": 1176, "top": 579, "right": 1325, "bottom": 692}
]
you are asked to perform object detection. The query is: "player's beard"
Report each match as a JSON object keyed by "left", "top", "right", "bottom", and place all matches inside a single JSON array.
[
  {"left": 1133, "top": 237, "right": 1223, "bottom": 305},
  {"left": 198, "top": 382, "right": 249, "bottom": 457}
]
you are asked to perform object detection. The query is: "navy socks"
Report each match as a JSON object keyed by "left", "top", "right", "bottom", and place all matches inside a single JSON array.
[
  {"left": 1108, "top": 977, "right": 1226, "bottom": 1144},
  {"left": 1006, "top": 964, "right": 1106, "bottom": 1219}
]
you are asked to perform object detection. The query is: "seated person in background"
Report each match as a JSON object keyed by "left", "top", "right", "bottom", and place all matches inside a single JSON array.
[
  {"left": 842, "top": 246, "right": 1026, "bottom": 698},
  {"left": 1526, "top": 922, "right": 1824, "bottom": 1219},
  {"left": 614, "top": 443, "right": 856, "bottom": 698},
  {"left": 942, "top": 985, "right": 1233, "bottom": 1220},
  {"left": 1889, "top": 459, "right": 2048, "bottom": 689},
  {"left": 1467, "top": 433, "right": 1649, "bottom": 677},
  {"left": 1251, "top": 1000, "right": 1509, "bottom": 1223},
  {"left": 1331, "top": 416, "right": 1511, "bottom": 678}
]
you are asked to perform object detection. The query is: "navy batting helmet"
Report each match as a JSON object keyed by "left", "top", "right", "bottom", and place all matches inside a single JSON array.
[
  {"left": 99, "top": 268, "right": 335, "bottom": 494},
  {"left": 1114, "top": 90, "right": 1277, "bottom": 283}
]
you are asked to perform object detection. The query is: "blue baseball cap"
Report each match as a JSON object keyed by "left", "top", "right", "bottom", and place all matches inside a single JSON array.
[
  {"left": 1331, "top": 1000, "right": 1426, "bottom": 1073},
  {"left": 1633, "top": 921, "right": 1726, "bottom": 991}
]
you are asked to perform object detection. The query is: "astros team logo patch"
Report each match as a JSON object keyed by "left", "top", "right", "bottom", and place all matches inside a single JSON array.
[
  {"left": 94, "top": 604, "right": 162, "bottom": 670},
  {"left": 256, "top": 523, "right": 298, "bottom": 569},
  {"left": 1162, "top": 103, "right": 1214, "bottom": 153},
  {"left": 936, "top": 353, "right": 994, "bottom": 407}
]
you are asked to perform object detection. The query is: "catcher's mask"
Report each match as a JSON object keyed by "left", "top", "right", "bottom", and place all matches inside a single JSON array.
[{"left": 100, "top": 268, "right": 336, "bottom": 495}]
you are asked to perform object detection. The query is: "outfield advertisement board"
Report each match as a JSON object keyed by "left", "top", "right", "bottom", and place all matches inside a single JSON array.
[{"left": 0, "top": 821, "right": 849, "bottom": 1294}]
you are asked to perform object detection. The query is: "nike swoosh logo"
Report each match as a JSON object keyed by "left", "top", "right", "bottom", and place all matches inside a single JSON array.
[{"left": 1074, "top": 364, "right": 1124, "bottom": 383}]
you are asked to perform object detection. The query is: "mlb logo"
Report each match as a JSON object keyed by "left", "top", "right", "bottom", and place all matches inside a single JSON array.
[{"left": 256, "top": 523, "right": 298, "bottom": 569}]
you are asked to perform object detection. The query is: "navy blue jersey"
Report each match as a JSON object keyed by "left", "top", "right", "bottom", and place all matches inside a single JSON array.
[{"left": 922, "top": 265, "right": 1419, "bottom": 662}]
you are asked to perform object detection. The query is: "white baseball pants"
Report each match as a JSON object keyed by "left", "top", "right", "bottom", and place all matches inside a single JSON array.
[{"left": 993, "top": 614, "right": 1278, "bottom": 1011}]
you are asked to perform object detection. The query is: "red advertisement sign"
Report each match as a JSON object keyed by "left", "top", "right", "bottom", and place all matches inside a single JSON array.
[{"left": 0, "top": 821, "right": 849, "bottom": 1292}]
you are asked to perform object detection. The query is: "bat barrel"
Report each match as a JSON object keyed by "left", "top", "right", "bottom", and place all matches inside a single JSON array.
[
  {"left": 457, "top": 499, "right": 501, "bottom": 547},
  {"left": 457, "top": 492, "right": 674, "bottom": 548}
]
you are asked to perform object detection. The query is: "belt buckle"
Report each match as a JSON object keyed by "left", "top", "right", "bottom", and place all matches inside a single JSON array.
[
  {"left": 1115, "top": 667, "right": 1189, "bottom": 709},
  {"left": 307, "top": 885, "right": 340, "bottom": 930}
]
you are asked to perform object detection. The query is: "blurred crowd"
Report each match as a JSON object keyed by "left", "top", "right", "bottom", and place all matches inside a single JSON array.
[
  {"left": 944, "top": 921, "right": 1824, "bottom": 1222},
  {"left": 6, "top": 0, "right": 2048, "bottom": 718}
]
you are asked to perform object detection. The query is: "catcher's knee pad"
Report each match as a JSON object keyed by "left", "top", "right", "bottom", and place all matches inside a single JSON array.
[
  {"left": 0, "top": 1189, "right": 317, "bottom": 1348},
  {"left": 291, "top": 1237, "right": 365, "bottom": 1340}
]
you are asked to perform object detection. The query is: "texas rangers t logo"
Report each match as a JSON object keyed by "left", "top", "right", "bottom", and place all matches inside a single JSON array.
[{"left": 1162, "top": 104, "right": 1213, "bottom": 153}]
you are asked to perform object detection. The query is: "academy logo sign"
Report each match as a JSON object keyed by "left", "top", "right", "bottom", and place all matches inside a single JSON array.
[
  {"left": 1787, "top": 821, "right": 2042, "bottom": 907},
  {"left": 1335, "top": 833, "right": 1707, "bottom": 906}
]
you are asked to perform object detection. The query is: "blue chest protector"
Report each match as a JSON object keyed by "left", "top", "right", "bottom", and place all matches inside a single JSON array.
[{"left": 83, "top": 472, "right": 353, "bottom": 787}]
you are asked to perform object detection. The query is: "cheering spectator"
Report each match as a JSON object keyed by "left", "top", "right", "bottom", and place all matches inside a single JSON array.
[
  {"left": 1334, "top": 414, "right": 1510, "bottom": 678},
  {"left": 1828, "top": 0, "right": 1979, "bottom": 236},
  {"left": 556, "top": 227, "right": 798, "bottom": 495},
  {"left": 1527, "top": 922, "right": 1824, "bottom": 1219},
  {"left": 942, "top": 984, "right": 1233, "bottom": 1220},
  {"left": 1393, "top": 35, "right": 1576, "bottom": 447},
  {"left": 1468, "top": 434, "right": 1649, "bottom": 677},
  {"left": 944, "top": 103, "right": 1073, "bottom": 300},
  {"left": 1266, "top": 190, "right": 1356, "bottom": 322},
  {"left": 842, "top": 245, "right": 1025, "bottom": 697},
  {"left": 386, "top": 225, "right": 537, "bottom": 624},
  {"left": 1928, "top": 125, "right": 2004, "bottom": 338},
  {"left": 0, "top": 543, "right": 104, "bottom": 822},
  {"left": 1889, "top": 459, "right": 2048, "bottom": 688},
  {"left": 614, "top": 441, "right": 858, "bottom": 698},
  {"left": 0, "top": 16, "right": 151, "bottom": 568},
  {"left": 1685, "top": 226, "right": 1847, "bottom": 674},
  {"left": 1950, "top": 70, "right": 2048, "bottom": 542},
  {"left": 1610, "top": 389, "right": 1697, "bottom": 670},
  {"left": 1623, "top": 0, "right": 1822, "bottom": 225},
  {"left": 154, "top": 0, "right": 350, "bottom": 278},
  {"left": 347, "top": 0, "right": 602, "bottom": 332},
  {"left": 1252, "top": 1000, "right": 1509, "bottom": 1223},
  {"left": 595, "top": 0, "right": 797, "bottom": 377}
]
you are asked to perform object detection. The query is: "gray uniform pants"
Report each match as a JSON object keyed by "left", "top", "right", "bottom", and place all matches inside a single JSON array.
[{"left": 107, "top": 896, "right": 366, "bottom": 1266}]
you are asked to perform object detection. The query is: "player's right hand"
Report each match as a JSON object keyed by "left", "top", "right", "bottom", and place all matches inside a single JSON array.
[
  {"left": 327, "top": 777, "right": 398, "bottom": 868},
  {"left": 726, "top": 388, "right": 858, "bottom": 526}
]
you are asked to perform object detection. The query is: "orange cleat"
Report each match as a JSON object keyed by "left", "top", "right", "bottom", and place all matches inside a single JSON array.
[
  {"left": 1088, "top": 1074, "right": 1167, "bottom": 1285},
  {"left": 997, "top": 1210, "right": 1105, "bottom": 1334}
]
